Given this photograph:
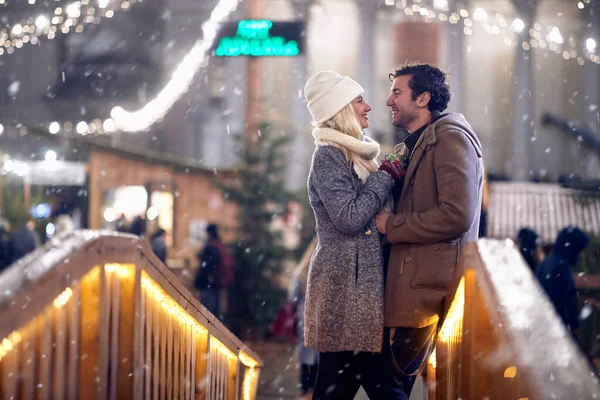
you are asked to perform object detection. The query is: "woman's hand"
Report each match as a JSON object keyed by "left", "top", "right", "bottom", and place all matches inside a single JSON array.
[{"left": 378, "top": 159, "right": 405, "bottom": 182}]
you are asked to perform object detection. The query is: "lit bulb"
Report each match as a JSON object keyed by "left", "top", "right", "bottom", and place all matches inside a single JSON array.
[
  {"left": 103, "top": 207, "right": 117, "bottom": 222},
  {"left": 66, "top": 2, "right": 81, "bottom": 18},
  {"left": 45, "top": 150, "right": 57, "bottom": 161},
  {"left": 547, "top": 27, "right": 563, "bottom": 44},
  {"left": 512, "top": 18, "right": 525, "bottom": 33},
  {"left": 76, "top": 121, "right": 87, "bottom": 134},
  {"left": 35, "top": 15, "right": 50, "bottom": 30},
  {"left": 102, "top": 118, "right": 116, "bottom": 132},
  {"left": 586, "top": 38, "right": 597, "bottom": 52},
  {"left": 0, "top": 124, "right": 4, "bottom": 135},
  {"left": 49, "top": 121, "right": 60, "bottom": 134},
  {"left": 433, "top": 0, "right": 448, "bottom": 10},
  {"left": 11, "top": 24, "right": 23, "bottom": 36},
  {"left": 98, "top": 0, "right": 109, "bottom": 8},
  {"left": 473, "top": 8, "right": 487, "bottom": 21}
]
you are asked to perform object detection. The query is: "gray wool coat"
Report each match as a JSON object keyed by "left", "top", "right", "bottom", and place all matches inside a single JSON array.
[{"left": 304, "top": 145, "right": 394, "bottom": 353}]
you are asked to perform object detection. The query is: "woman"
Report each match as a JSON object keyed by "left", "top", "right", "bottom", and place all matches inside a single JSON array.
[{"left": 303, "top": 71, "right": 404, "bottom": 399}]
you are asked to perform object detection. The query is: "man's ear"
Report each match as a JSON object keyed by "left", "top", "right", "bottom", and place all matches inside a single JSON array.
[{"left": 417, "top": 92, "right": 431, "bottom": 108}]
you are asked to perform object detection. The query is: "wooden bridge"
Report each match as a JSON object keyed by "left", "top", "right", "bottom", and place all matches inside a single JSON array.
[
  {"left": 0, "top": 231, "right": 261, "bottom": 400},
  {"left": 0, "top": 232, "right": 598, "bottom": 399}
]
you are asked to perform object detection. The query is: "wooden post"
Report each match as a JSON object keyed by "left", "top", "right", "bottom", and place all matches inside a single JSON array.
[{"left": 245, "top": 0, "right": 263, "bottom": 157}]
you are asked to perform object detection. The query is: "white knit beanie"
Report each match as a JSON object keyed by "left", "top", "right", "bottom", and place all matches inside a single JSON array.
[{"left": 304, "top": 71, "right": 364, "bottom": 125}]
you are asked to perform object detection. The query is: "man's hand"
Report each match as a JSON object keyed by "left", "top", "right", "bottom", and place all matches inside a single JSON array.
[{"left": 376, "top": 210, "right": 392, "bottom": 235}]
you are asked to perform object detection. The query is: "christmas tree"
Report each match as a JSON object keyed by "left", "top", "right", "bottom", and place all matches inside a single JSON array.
[{"left": 217, "top": 122, "right": 293, "bottom": 338}]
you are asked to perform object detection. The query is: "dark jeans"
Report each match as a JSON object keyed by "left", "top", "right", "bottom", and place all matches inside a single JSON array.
[
  {"left": 312, "top": 329, "right": 406, "bottom": 399},
  {"left": 389, "top": 323, "right": 437, "bottom": 396},
  {"left": 200, "top": 287, "right": 220, "bottom": 318},
  {"left": 301, "top": 363, "right": 318, "bottom": 395}
]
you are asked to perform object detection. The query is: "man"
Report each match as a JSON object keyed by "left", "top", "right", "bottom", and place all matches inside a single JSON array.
[{"left": 376, "top": 63, "right": 484, "bottom": 395}]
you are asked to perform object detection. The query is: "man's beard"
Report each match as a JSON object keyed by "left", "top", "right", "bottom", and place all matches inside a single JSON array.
[{"left": 392, "top": 110, "right": 417, "bottom": 130}]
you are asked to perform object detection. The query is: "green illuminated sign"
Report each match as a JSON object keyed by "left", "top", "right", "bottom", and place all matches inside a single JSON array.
[{"left": 215, "top": 20, "right": 304, "bottom": 57}]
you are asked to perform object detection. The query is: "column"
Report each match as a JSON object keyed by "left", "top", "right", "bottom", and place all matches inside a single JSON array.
[
  {"left": 446, "top": 0, "right": 466, "bottom": 112},
  {"left": 222, "top": 56, "right": 246, "bottom": 168},
  {"left": 581, "top": 1, "right": 600, "bottom": 178},
  {"left": 287, "top": 0, "right": 312, "bottom": 191},
  {"left": 510, "top": 0, "right": 536, "bottom": 181},
  {"left": 356, "top": 0, "right": 377, "bottom": 100}
]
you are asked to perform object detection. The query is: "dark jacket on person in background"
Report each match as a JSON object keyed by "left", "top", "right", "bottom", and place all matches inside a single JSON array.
[{"left": 536, "top": 226, "right": 589, "bottom": 332}]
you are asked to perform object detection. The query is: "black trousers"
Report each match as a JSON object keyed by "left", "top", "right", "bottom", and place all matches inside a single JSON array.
[
  {"left": 312, "top": 330, "right": 407, "bottom": 400},
  {"left": 301, "top": 363, "right": 318, "bottom": 395},
  {"left": 389, "top": 323, "right": 437, "bottom": 397}
]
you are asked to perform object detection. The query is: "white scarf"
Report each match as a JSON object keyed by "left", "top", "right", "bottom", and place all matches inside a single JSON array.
[{"left": 312, "top": 127, "right": 380, "bottom": 183}]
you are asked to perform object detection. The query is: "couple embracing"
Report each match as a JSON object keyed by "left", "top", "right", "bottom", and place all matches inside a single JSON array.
[{"left": 303, "top": 63, "right": 484, "bottom": 399}]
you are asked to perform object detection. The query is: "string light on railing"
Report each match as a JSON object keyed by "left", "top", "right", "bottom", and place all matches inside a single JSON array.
[{"left": 53, "top": 287, "right": 73, "bottom": 308}]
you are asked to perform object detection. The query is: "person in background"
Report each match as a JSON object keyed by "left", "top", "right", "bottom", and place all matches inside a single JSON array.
[
  {"left": 9, "top": 218, "right": 40, "bottom": 263},
  {"left": 536, "top": 226, "right": 590, "bottom": 341},
  {"left": 0, "top": 222, "right": 12, "bottom": 272},
  {"left": 194, "top": 224, "right": 234, "bottom": 319},
  {"left": 517, "top": 227, "right": 545, "bottom": 272},
  {"left": 289, "top": 238, "right": 319, "bottom": 400},
  {"left": 129, "top": 215, "right": 146, "bottom": 237},
  {"left": 150, "top": 228, "right": 168, "bottom": 264}
]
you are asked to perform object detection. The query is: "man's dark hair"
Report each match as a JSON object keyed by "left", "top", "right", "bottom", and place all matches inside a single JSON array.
[{"left": 389, "top": 63, "right": 451, "bottom": 113}]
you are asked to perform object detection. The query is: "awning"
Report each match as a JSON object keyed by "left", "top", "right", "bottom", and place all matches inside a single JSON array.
[{"left": 486, "top": 182, "right": 600, "bottom": 243}]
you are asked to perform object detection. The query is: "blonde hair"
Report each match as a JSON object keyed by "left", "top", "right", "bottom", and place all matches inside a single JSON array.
[{"left": 317, "top": 101, "right": 378, "bottom": 174}]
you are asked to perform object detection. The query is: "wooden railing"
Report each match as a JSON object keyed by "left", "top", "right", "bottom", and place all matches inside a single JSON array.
[
  {"left": 429, "top": 239, "right": 600, "bottom": 399},
  {"left": 0, "top": 231, "right": 262, "bottom": 400}
]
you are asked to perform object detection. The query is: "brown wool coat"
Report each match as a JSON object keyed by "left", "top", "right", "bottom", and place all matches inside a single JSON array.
[{"left": 384, "top": 113, "right": 483, "bottom": 328}]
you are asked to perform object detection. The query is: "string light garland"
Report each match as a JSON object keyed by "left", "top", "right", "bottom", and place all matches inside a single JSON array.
[
  {"left": 1, "top": 0, "right": 597, "bottom": 136},
  {"left": 385, "top": 0, "right": 600, "bottom": 65},
  {"left": 0, "top": 0, "right": 135, "bottom": 56},
  {"left": 109, "top": 0, "right": 241, "bottom": 132}
]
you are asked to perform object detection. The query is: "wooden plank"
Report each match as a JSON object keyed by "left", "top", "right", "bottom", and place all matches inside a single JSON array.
[
  {"left": 152, "top": 290, "right": 160, "bottom": 400},
  {"left": 97, "top": 266, "right": 112, "bottom": 400},
  {"left": 110, "top": 270, "right": 121, "bottom": 400},
  {"left": 133, "top": 266, "right": 144, "bottom": 400},
  {"left": 67, "top": 286, "right": 81, "bottom": 400},
  {"left": 186, "top": 324, "right": 192, "bottom": 400},
  {"left": 160, "top": 305, "right": 167, "bottom": 400},
  {"left": 167, "top": 312, "right": 173, "bottom": 399},
  {"left": 190, "top": 329, "right": 196, "bottom": 400},
  {"left": 179, "top": 323, "right": 186, "bottom": 399},
  {"left": 173, "top": 316, "right": 180, "bottom": 400},
  {"left": 144, "top": 287, "right": 152, "bottom": 400},
  {"left": 117, "top": 264, "right": 136, "bottom": 400},
  {"left": 38, "top": 308, "right": 53, "bottom": 400},
  {"left": 227, "top": 358, "right": 237, "bottom": 400},
  {"left": 53, "top": 302, "right": 67, "bottom": 400},
  {"left": 21, "top": 320, "right": 36, "bottom": 400},
  {"left": 1, "top": 329, "right": 20, "bottom": 400},
  {"left": 205, "top": 333, "right": 212, "bottom": 400},
  {"left": 195, "top": 328, "right": 208, "bottom": 400},
  {"left": 79, "top": 266, "right": 102, "bottom": 399}
]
